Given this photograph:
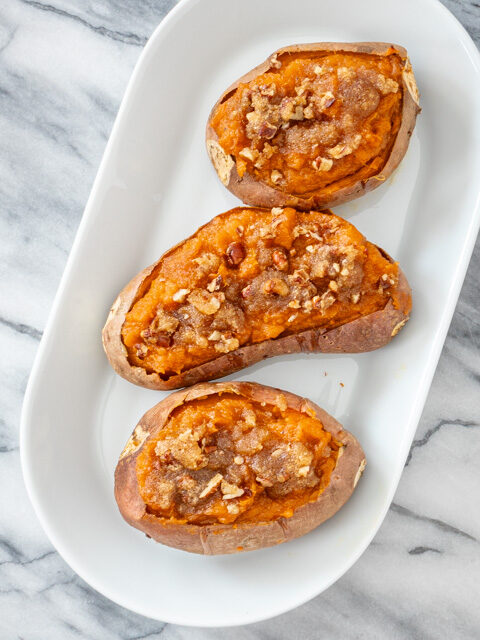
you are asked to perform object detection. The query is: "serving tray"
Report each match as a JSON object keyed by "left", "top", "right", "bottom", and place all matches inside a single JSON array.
[{"left": 21, "top": 0, "right": 480, "bottom": 627}]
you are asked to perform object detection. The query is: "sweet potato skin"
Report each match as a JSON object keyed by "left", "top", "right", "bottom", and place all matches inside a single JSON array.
[
  {"left": 114, "top": 382, "right": 366, "bottom": 555},
  {"left": 206, "top": 42, "right": 420, "bottom": 211},
  {"left": 102, "top": 208, "right": 411, "bottom": 391}
]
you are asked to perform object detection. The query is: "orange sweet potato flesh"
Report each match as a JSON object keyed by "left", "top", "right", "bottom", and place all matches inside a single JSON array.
[
  {"left": 136, "top": 392, "right": 340, "bottom": 525},
  {"left": 210, "top": 52, "right": 403, "bottom": 198},
  {"left": 120, "top": 207, "right": 411, "bottom": 379}
]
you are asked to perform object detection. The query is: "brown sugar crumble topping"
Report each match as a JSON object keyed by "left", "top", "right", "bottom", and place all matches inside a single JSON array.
[
  {"left": 136, "top": 393, "right": 342, "bottom": 525},
  {"left": 121, "top": 207, "right": 410, "bottom": 379},
  {"left": 210, "top": 51, "right": 404, "bottom": 196}
]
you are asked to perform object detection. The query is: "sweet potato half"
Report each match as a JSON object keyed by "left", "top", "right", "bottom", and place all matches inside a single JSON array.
[
  {"left": 114, "top": 382, "right": 366, "bottom": 554},
  {"left": 206, "top": 42, "right": 420, "bottom": 210},
  {"left": 102, "top": 206, "right": 411, "bottom": 390}
]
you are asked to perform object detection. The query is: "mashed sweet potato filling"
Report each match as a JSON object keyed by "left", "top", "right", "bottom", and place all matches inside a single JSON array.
[
  {"left": 122, "top": 207, "right": 410, "bottom": 377},
  {"left": 210, "top": 51, "right": 404, "bottom": 196},
  {"left": 136, "top": 393, "right": 341, "bottom": 525}
]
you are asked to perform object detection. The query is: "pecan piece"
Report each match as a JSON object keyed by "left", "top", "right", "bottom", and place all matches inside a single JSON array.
[
  {"left": 271, "top": 169, "right": 283, "bottom": 184},
  {"left": 272, "top": 248, "right": 289, "bottom": 271},
  {"left": 187, "top": 289, "right": 224, "bottom": 315},
  {"left": 134, "top": 343, "right": 148, "bottom": 359},
  {"left": 258, "top": 121, "right": 278, "bottom": 139},
  {"left": 225, "top": 241, "right": 246, "bottom": 267},
  {"left": 207, "top": 274, "right": 223, "bottom": 292},
  {"left": 241, "top": 284, "right": 254, "bottom": 299},
  {"left": 140, "top": 331, "right": 171, "bottom": 348},
  {"left": 263, "top": 278, "right": 289, "bottom": 296}
]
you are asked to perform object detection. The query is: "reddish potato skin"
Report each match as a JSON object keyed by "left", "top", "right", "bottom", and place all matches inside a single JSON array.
[
  {"left": 114, "top": 382, "right": 366, "bottom": 555},
  {"left": 101, "top": 207, "right": 411, "bottom": 391},
  {"left": 206, "top": 42, "right": 420, "bottom": 211}
]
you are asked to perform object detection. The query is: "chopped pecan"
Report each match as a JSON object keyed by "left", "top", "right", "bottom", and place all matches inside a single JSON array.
[
  {"left": 143, "top": 310, "right": 179, "bottom": 346},
  {"left": 256, "top": 476, "right": 273, "bottom": 487},
  {"left": 141, "top": 331, "right": 171, "bottom": 348},
  {"left": 221, "top": 479, "right": 244, "bottom": 499},
  {"left": 187, "top": 289, "right": 224, "bottom": 315},
  {"left": 225, "top": 241, "right": 246, "bottom": 267},
  {"left": 263, "top": 278, "right": 289, "bottom": 296},
  {"left": 214, "top": 336, "right": 240, "bottom": 353},
  {"left": 134, "top": 343, "right": 148, "bottom": 359},
  {"left": 270, "top": 169, "right": 283, "bottom": 184},
  {"left": 192, "top": 252, "right": 220, "bottom": 274},
  {"left": 319, "top": 91, "right": 335, "bottom": 110},
  {"left": 172, "top": 288, "right": 190, "bottom": 303},
  {"left": 328, "top": 134, "right": 362, "bottom": 159},
  {"left": 238, "top": 147, "right": 256, "bottom": 162},
  {"left": 314, "top": 290, "right": 336, "bottom": 311},
  {"left": 258, "top": 121, "right": 278, "bottom": 139},
  {"left": 272, "top": 248, "right": 289, "bottom": 271},
  {"left": 312, "top": 156, "right": 333, "bottom": 172},
  {"left": 207, "top": 274, "right": 223, "bottom": 292},
  {"left": 199, "top": 473, "right": 223, "bottom": 499},
  {"left": 303, "top": 104, "right": 315, "bottom": 119},
  {"left": 289, "top": 268, "right": 310, "bottom": 284},
  {"left": 241, "top": 284, "right": 254, "bottom": 299},
  {"left": 259, "top": 83, "right": 276, "bottom": 96},
  {"left": 328, "top": 280, "right": 338, "bottom": 292}
]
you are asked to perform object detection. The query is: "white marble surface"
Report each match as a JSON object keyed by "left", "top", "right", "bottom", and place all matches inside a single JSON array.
[{"left": 1, "top": 0, "right": 479, "bottom": 637}]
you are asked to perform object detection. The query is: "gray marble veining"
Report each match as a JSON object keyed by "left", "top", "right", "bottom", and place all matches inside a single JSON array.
[{"left": 1, "top": 1, "right": 479, "bottom": 638}]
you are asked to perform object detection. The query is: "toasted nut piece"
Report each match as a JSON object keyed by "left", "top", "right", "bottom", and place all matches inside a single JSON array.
[
  {"left": 239, "top": 147, "right": 255, "bottom": 161},
  {"left": 225, "top": 241, "right": 246, "bottom": 267},
  {"left": 303, "top": 104, "right": 315, "bottom": 119},
  {"left": 271, "top": 170, "right": 283, "bottom": 184},
  {"left": 263, "top": 278, "right": 289, "bottom": 296},
  {"left": 259, "top": 83, "right": 276, "bottom": 96},
  {"left": 256, "top": 476, "right": 273, "bottom": 487},
  {"left": 258, "top": 121, "right": 278, "bottom": 139},
  {"left": 172, "top": 288, "right": 190, "bottom": 303},
  {"left": 134, "top": 343, "right": 148, "bottom": 359},
  {"left": 241, "top": 284, "right": 254, "bottom": 299},
  {"left": 329, "top": 280, "right": 338, "bottom": 292},
  {"left": 187, "top": 289, "right": 223, "bottom": 315},
  {"left": 221, "top": 479, "right": 244, "bottom": 499},
  {"left": 214, "top": 336, "right": 240, "bottom": 353},
  {"left": 312, "top": 156, "right": 333, "bottom": 172},
  {"left": 207, "top": 275, "right": 223, "bottom": 292},
  {"left": 272, "top": 248, "right": 289, "bottom": 270},
  {"left": 199, "top": 473, "right": 223, "bottom": 498}
]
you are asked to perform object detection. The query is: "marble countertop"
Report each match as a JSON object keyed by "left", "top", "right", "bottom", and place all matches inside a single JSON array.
[{"left": 1, "top": 1, "right": 479, "bottom": 638}]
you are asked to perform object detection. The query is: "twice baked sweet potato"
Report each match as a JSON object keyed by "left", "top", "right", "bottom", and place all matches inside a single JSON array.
[
  {"left": 206, "top": 42, "right": 420, "bottom": 210},
  {"left": 102, "top": 206, "right": 411, "bottom": 390},
  {"left": 114, "top": 381, "right": 366, "bottom": 554}
]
